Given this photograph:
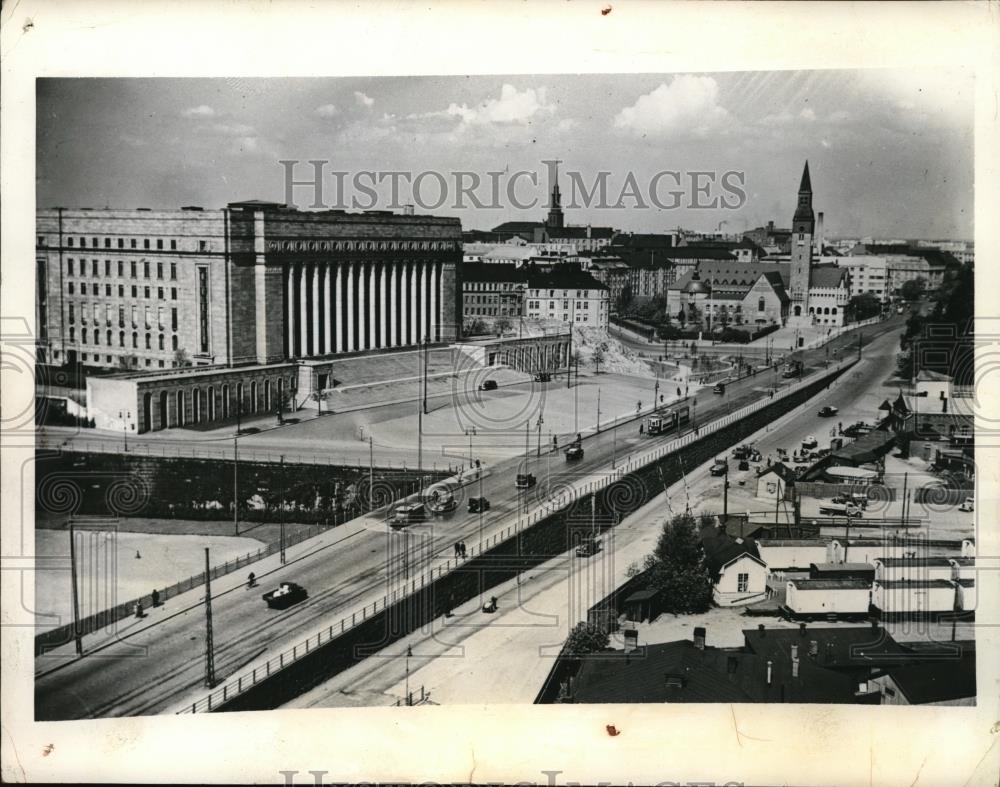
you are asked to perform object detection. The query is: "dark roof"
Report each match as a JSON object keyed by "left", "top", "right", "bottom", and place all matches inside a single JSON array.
[
  {"left": 700, "top": 527, "right": 763, "bottom": 580},
  {"left": 743, "top": 625, "right": 910, "bottom": 670},
  {"left": 875, "top": 557, "right": 956, "bottom": 567},
  {"left": 876, "top": 579, "right": 956, "bottom": 589},
  {"left": 491, "top": 221, "right": 543, "bottom": 233},
  {"left": 885, "top": 650, "right": 976, "bottom": 704},
  {"left": 809, "top": 264, "right": 849, "bottom": 289},
  {"left": 458, "top": 262, "right": 528, "bottom": 284},
  {"left": 759, "top": 462, "right": 797, "bottom": 483},
  {"left": 672, "top": 261, "right": 790, "bottom": 291},
  {"left": 916, "top": 369, "right": 952, "bottom": 382},
  {"left": 551, "top": 226, "right": 616, "bottom": 240},
  {"left": 799, "top": 161, "right": 812, "bottom": 192},
  {"left": 526, "top": 264, "right": 607, "bottom": 291},
  {"left": 788, "top": 578, "right": 871, "bottom": 590},
  {"left": 830, "top": 430, "right": 895, "bottom": 464},
  {"left": 611, "top": 232, "right": 675, "bottom": 249}
]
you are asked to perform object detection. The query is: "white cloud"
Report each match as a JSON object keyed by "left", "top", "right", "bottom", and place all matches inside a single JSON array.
[
  {"left": 443, "top": 84, "right": 555, "bottom": 127},
  {"left": 799, "top": 107, "right": 816, "bottom": 121},
  {"left": 181, "top": 104, "right": 216, "bottom": 118},
  {"left": 315, "top": 104, "right": 339, "bottom": 118},
  {"left": 354, "top": 91, "right": 375, "bottom": 108},
  {"left": 613, "top": 75, "right": 729, "bottom": 138},
  {"left": 206, "top": 123, "right": 255, "bottom": 136}
]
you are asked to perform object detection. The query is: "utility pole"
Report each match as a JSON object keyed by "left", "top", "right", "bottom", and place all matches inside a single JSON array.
[
  {"left": 68, "top": 520, "right": 83, "bottom": 656},
  {"left": 723, "top": 467, "right": 729, "bottom": 522},
  {"left": 119, "top": 410, "right": 130, "bottom": 453},
  {"left": 422, "top": 335, "right": 429, "bottom": 415},
  {"left": 596, "top": 388, "right": 601, "bottom": 434},
  {"left": 233, "top": 408, "right": 240, "bottom": 536},
  {"left": 536, "top": 413, "right": 544, "bottom": 457},
  {"left": 417, "top": 367, "right": 424, "bottom": 494},
  {"left": 368, "top": 435, "right": 375, "bottom": 511},
  {"left": 279, "top": 455, "right": 286, "bottom": 564},
  {"left": 203, "top": 547, "right": 216, "bottom": 688},
  {"left": 901, "top": 472, "right": 908, "bottom": 528},
  {"left": 405, "top": 644, "right": 412, "bottom": 706}
]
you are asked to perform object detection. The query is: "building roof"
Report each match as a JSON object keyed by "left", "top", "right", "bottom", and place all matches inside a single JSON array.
[
  {"left": 491, "top": 221, "right": 543, "bottom": 234},
  {"left": 876, "top": 579, "right": 956, "bottom": 589},
  {"left": 829, "top": 430, "right": 895, "bottom": 464},
  {"left": 551, "top": 225, "right": 616, "bottom": 240},
  {"left": 758, "top": 462, "right": 797, "bottom": 483},
  {"left": 611, "top": 232, "right": 675, "bottom": 249},
  {"left": 665, "top": 247, "right": 738, "bottom": 261},
  {"left": 699, "top": 527, "right": 764, "bottom": 580},
  {"left": 761, "top": 271, "right": 791, "bottom": 305},
  {"left": 810, "top": 563, "right": 876, "bottom": 573},
  {"left": 885, "top": 650, "right": 976, "bottom": 704},
  {"left": 799, "top": 161, "right": 812, "bottom": 192},
  {"left": 757, "top": 539, "right": 833, "bottom": 547},
  {"left": 874, "top": 557, "right": 957, "bottom": 567},
  {"left": 787, "top": 579, "right": 872, "bottom": 591},
  {"left": 916, "top": 369, "right": 953, "bottom": 382},
  {"left": 743, "top": 624, "right": 910, "bottom": 670},
  {"left": 526, "top": 264, "right": 607, "bottom": 291},
  {"left": 809, "top": 264, "right": 849, "bottom": 289},
  {"left": 458, "top": 262, "right": 528, "bottom": 284}
]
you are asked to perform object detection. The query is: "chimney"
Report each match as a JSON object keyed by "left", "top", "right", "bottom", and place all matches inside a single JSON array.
[
  {"left": 790, "top": 644, "right": 799, "bottom": 661},
  {"left": 727, "top": 655, "right": 738, "bottom": 675},
  {"left": 825, "top": 641, "right": 835, "bottom": 664},
  {"left": 809, "top": 640, "right": 819, "bottom": 659},
  {"left": 816, "top": 212, "right": 825, "bottom": 252},
  {"left": 402, "top": 204, "right": 415, "bottom": 216},
  {"left": 693, "top": 626, "right": 706, "bottom": 651},
  {"left": 792, "top": 658, "right": 800, "bottom": 678},
  {"left": 799, "top": 622, "right": 807, "bottom": 637},
  {"left": 766, "top": 660, "right": 773, "bottom": 685},
  {"left": 758, "top": 623, "right": 766, "bottom": 638}
]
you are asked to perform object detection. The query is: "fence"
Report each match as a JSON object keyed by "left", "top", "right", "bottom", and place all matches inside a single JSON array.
[{"left": 176, "top": 355, "right": 856, "bottom": 714}]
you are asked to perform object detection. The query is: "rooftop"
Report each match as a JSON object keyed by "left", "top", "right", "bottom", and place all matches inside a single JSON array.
[{"left": 787, "top": 579, "right": 872, "bottom": 590}]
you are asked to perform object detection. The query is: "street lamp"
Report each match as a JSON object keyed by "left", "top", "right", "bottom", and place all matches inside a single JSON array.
[
  {"left": 118, "top": 410, "right": 130, "bottom": 452},
  {"left": 465, "top": 426, "right": 477, "bottom": 470},
  {"left": 536, "top": 412, "right": 544, "bottom": 457}
]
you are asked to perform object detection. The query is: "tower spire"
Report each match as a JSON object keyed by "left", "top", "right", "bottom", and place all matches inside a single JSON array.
[
  {"left": 546, "top": 160, "right": 564, "bottom": 230},
  {"left": 799, "top": 160, "right": 812, "bottom": 192}
]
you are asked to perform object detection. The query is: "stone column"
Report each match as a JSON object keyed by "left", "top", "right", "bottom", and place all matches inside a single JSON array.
[
  {"left": 323, "top": 264, "right": 331, "bottom": 355},
  {"left": 399, "top": 263, "right": 409, "bottom": 346},
  {"left": 380, "top": 264, "right": 388, "bottom": 349},
  {"left": 390, "top": 263, "right": 399, "bottom": 347},
  {"left": 418, "top": 262, "right": 429, "bottom": 343},
  {"left": 429, "top": 263, "right": 439, "bottom": 342},
  {"left": 286, "top": 264, "right": 296, "bottom": 357},
  {"left": 369, "top": 264, "right": 378, "bottom": 350},
  {"left": 410, "top": 261, "right": 420, "bottom": 345},
  {"left": 346, "top": 262, "right": 355, "bottom": 352},
  {"left": 311, "top": 263, "right": 321, "bottom": 356},
  {"left": 335, "top": 263, "right": 344, "bottom": 353},
  {"left": 298, "top": 264, "right": 309, "bottom": 357}
]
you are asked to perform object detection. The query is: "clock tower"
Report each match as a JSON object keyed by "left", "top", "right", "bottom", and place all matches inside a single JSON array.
[{"left": 789, "top": 161, "right": 814, "bottom": 316}]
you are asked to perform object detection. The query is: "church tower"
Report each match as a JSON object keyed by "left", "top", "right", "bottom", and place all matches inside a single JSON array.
[
  {"left": 789, "top": 161, "right": 814, "bottom": 315},
  {"left": 546, "top": 165, "right": 565, "bottom": 231}
]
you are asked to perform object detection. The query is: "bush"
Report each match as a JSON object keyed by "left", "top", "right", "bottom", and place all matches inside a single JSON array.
[{"left": 564, "top": 621, "right": 610, "bottom": 656}]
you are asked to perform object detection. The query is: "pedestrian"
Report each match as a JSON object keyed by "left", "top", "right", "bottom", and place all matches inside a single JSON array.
[
  {"left": 462, "top": 542, "right": 468, "bottom": 559},
  {"left": 247, "top": 572, "right": 256, "bottom": 588},
  {"left": 676, "top": 387, "right": 681, "bottom": 398},
  {"left": 151, "top": 588, "right": 160, "bottom": 607},
  {"left": 454, "top": 542, "right": 461, "bottom": 558},
  {"left": 134, "top": 601, "right": 144, "bottom": 619},
  {"left": 639, "top": 422, "right": 644, "bottom": 436}
]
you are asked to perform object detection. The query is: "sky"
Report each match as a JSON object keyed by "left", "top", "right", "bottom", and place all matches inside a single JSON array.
[{"left": 36, "top": 70, "right": 974, "bottom": 240}]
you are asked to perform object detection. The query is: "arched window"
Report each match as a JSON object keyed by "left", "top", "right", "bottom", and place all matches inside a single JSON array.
[
  {"left": 758, "top": 298, "right": 765, "bottom": 313},
  {"left": 171, "top": 335, "right": 178, "bottom": 350},
  {"left": 176, "top": 390, "right": 185, "bottom": 426},
  {"left": 119, "top": 331, "right": 125, "bottom": 347},
  {"left": 831, "top": 307, "right": 837, "bottom": 315},
  {"left": 250, "top": 381, "right": 258, "bottom": 413},
  {"left": 132, "top": 332, "right": 138, "bottom": 348},
  {"left": 106, "top": 329, "right": 113, "bottom": 345},
  {"left": 145, "top": 333, "right": 151, "bottom": 349},
  {"left": 808, "top": 307, "right": 815, "bottom": 315},
  {"left": 158, "top": 334, "right": 165, "bottom": 350},
  {"left": 81, "top": 328, "right": 88, "bottom": 344}
]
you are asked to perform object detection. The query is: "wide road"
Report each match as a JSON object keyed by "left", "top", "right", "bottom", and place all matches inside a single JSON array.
[{"left": 34, "top": 322, "right": 889, "bottom": 719}]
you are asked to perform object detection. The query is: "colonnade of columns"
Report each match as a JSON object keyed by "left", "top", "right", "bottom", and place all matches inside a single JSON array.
[{"left": 285, "top": 261, "right": 442, "bottom": 358}]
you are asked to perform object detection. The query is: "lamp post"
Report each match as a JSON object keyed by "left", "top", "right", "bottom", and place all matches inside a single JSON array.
[
  {"left": 233, "top": 402, "right": 241, "bottom": 536},
  {"left": 466, "top": 426, "right": 477, "bottom": 470},
  {"left": 536, "top": 413, "right": 544, "bottom": 457},
  {"left": 118, "top": 410, "right": 130, "bottom": 452}
]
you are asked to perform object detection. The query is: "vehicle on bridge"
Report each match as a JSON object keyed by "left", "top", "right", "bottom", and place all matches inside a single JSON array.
[
  {"left": 479, "top": 379, "right": 498, "bottom": 391},
  {"left": 575, "top": 535, "right": 601, "bottom": 557},
  {"left": 712, "top": 382, "right": 726, "bottom": 395},
  {"left": 427, "top": 489, "right": 458, "bottom": 515},
  {"left": 646, "top": 404, "right": 690, "bottom": 436},
  {"left": 710, "top": 457, "right": 729, "bottom": 477},
  {"left": 389, "top": 502, "right": 427, "bottom": 529},
  {"left": 533, "top": 371, "right": 552, "bottom": 383},
  {"left": 565, "top": 444, "right": 584, "bottom": 461},
  {"left": 818, "top": 405, "right": 839, "bottom": 417},
  {"left": 782, "top": 360, "right": 804, "bottom": 378},
  {"left": 515, "top": 473, "right": 537, "bottom": 490},
  {"left": 262, "top": 581, "right": 308, "bottom": 610},
  {"left": 468, "top": 496, "right": 491, "bottom": 513}
]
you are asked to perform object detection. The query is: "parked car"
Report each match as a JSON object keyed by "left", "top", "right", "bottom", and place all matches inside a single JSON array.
[
  {"left": 820, "top": 502, "right": 861, "bottom": 518},
  {"left": 515, "top": 473, "right": 537, "bottom": 489},
  {"left": 712, "top": 382, "right": 726, "bottom": 395},
  {"left": 801, "top": 435, "right": 818, "bottom": 450},
  {"left": 262, "top": 581, "right": 308, "bottom": 610},
  {"left": 389, "top": 502, "right": 426, "bottom": 529},
  {"left": 710, "top": 458, "right": 728, "bottom": 477},
  {"left": 468, "top": 496, "right": 491, "bottom": 514},
  {"left": 426, "top": 491, "right": 458, "bottom": 515},
  {"left": 533, "top": 372, "right": 551, "bottom": 383},
  {"left": 818, "top": 405, "right": 839, "bottom": 417},
  {"left": 959, "top": 497, "right": 974, "bottom": 512},
  {"left": 575, "top": 535, "right": 601, "bottom": 557},
  {"left": 479, "top": 379, "right": 498, "bottom": 391},
  {"left": 565, "top": 444, "right": 584, "bottom": 461}
]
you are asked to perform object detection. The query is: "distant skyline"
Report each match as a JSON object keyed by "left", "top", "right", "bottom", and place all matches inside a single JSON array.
[{"left": 37, "top": 70, "right": 974, "bottom": 240}]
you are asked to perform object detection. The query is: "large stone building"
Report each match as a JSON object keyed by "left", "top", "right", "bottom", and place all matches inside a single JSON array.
[
  {"left": 523, "top": 264, "right": 609, "bottom": 328},
  {"left": 36, "top": 202, "right": 462, "bottom": 370}
]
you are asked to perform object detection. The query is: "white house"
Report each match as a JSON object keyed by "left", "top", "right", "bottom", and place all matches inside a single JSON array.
[
  {"left": 756, "top": 539, "right": 843, "bottom": 571},
  {"left": 700, "top": 531, "right": 770, "bottom": 607},
  {"left": 755, "top": 462, "right": 796, "bottom": 502}
]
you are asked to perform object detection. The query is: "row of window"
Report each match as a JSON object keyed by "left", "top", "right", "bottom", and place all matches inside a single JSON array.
[
  {"left": 66, "top": 281, "right": 179, "bottom": 300},
  {"left": 68, "top": 303, "right": 179, "bottom": 331},
  {"left": 524, "top": 310, "right": 594, "bottom": 324},
  {"left": 59, "top": 351, "right": 170, "bottom": 369},
  {"left": 266, "top": 239, "right": 456, "bottom": 253},
  {"left": 67, "top": 327, "right": 180, "bottom": 351},
  {"left": 66, "top": 258, "right": 178, "bottom": 281},
  {"left": 526, "top": 300, "right": 597, "bottom": 311},
  {"left": 527, "top": 289, "right": 595, "bottom": 298},
  {"left": 41, "top": 235, "right": 210, "bottom": 252},
  {"left": 465, "top": 281, "right": 521, "bottom": 291}
]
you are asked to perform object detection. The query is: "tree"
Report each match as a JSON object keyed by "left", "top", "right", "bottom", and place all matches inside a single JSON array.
[
  {"left": 899, "top": 277, "right": 927, "bottom": 302},
  {"left": 642, "top": 512, "right": 713, "bottom": 614},
  {"left": 173, "top": 347, "right": 192, "bottom": 367},
  {"left": 847, "top": 292, "right": 881, "bottom": 322},
  {"left": 592, "top": 343, "right": 607, "bottom": 374},
  {"left": 118, "top": 353, "right": 138, "bottom": 370},
  {"left": 464, "top": 318, "right": 488, "bottom": 337},
  {"left": 616, "top": 284, "right": 634, "bottom": 315},
  {"left": 494, "top": 316, "right": 513, "bottom": 335},
  {"left": 676, "top": 307, "right": 687, "bottom": 327},
  {"left": 563, "top": 621, "right": 610, "bottom": 656}
]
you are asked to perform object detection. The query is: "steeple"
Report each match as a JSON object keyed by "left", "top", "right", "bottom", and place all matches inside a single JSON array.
[
  {"left": 546, "top": 162, "right": 565, "bottom": 230},
  {"left": 793, "top": 160, "right": 814, "bottom": 230},
  {"left": 799, "top": 160, "right": 812, "bottom": 192}
]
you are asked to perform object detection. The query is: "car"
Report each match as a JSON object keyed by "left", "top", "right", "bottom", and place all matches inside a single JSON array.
[
  {"left": 565, "top": 445, "right": 584, "bottom": 461},
  {"left": 575, "top": 536, "right": 601, "bottom": 557},
  {"left": 820, "top": 502, "right": 861, "bottom": 518},
  {"left": 896, "top": 305, "right": 905, "bottom": 314},
  {"left": 712, "top": 382, "right": 726, "bottom": 395},
  {"left": 262, "top": 581, "right": 308, "bottom": 610},
  {"left": 818, "top": 405, "right": 839, "bottom": 417},
  {"left": 479, "top": 379, "right": 498, "bottom": 391},
  {"left": 389, "top": 502, "right": 426, "bottom": 529},
  {"left": 533, "top": 372, "right": 551, "bottom": 383},
  {"left": 801, "top": 435, "right": 818, "bottom": 450},
  {"left": 515, "top": 472, "right": 537, "bottom": 490},
  {"left": 709, "top": 458, "right": 728, "bottom": 477},
  {"left": 959, "top": 497, "right": 974, "bottom": 512},
  {"left": 427, "top": 492, "right": 458, "bottom": 515},
  {"left": 468, "top": 496, "right": 491, "bottom": 513}
]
